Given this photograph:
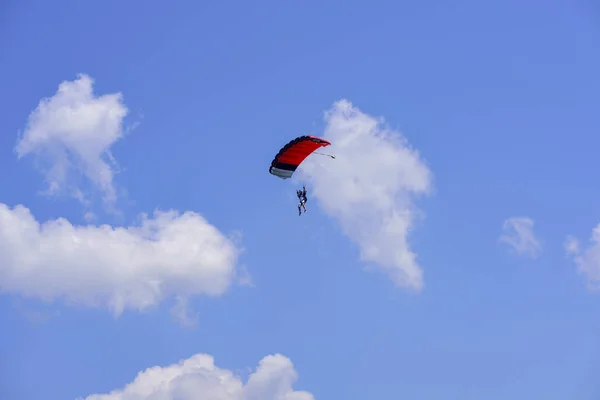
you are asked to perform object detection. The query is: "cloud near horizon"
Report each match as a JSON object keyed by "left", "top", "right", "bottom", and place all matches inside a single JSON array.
[
  {"left": 0, "top": 203, "right": 242, "bottom": 316},
  {"left": 297, "top": 99, "right": 433, "bottom": 291},
  {"left": 78, "top": 353, "right": 314, "bottom": 400}
]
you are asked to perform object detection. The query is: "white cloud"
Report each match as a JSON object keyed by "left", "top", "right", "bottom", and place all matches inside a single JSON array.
[
  {"left": 499, "top": 217, "right": 542, "bottom": 258},
  {"left": 78, "top": 353, "right": 314, "bottom": 400},
  {"left": 15, "top": 73, "right": 129, "bottom": 206},
  {"left": 297, "top": 99, "right": 433, "bottom": 291},
  {"left": 564, "top": 226, "right": 600, "bottom": 290},
  {"left": 0, "top": 203, "right": 242, "bottom": 316}
]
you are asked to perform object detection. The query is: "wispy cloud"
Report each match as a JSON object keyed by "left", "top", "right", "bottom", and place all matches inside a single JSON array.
[
  {"left": 170, "top": 296, "right": 200, "bottom": 328},
  {"left": 499, "top": 217, "right": 542, "bottom": 258},
  {"left": 565, "top": 226, "right": 600, "bottom": 290}
]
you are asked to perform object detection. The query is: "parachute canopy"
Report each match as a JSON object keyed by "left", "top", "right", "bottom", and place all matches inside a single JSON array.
[{"left": 269, "top": 135, "right": 331, "bottom": 179}]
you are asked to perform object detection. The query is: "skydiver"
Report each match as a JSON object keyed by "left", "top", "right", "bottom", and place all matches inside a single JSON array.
[
  {"left": 297, "top": 189, "right": 306, "bottom": 215},
  {"left": 301, "top": 185, "right": 307, "bottom": 204}
]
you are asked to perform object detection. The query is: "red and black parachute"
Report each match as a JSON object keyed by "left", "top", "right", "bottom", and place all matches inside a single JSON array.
[{"left": 269, "top": 135, "right": 332, "bottom": 179}]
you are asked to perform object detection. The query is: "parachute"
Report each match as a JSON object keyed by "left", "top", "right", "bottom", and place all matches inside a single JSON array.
[{"left": 269, "top": 135, "right": 332, "bottom": 179}]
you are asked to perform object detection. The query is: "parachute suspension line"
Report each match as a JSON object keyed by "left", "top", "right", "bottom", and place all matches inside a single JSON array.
[{"left": 313, "top": 151, "right": 336, "bottom": 159}]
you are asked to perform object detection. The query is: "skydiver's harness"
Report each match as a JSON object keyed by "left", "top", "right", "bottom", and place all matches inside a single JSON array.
[
  {"left": 298, "top": 190, "right": 307, "bottom": 203},
  {"left": 298, "top": 195, "right": 305, "bottom": 205}
]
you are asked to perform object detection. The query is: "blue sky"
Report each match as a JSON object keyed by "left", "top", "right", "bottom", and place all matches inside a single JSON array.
[{"left": 1, "top": 0, "right": 600, "bottom": 399}]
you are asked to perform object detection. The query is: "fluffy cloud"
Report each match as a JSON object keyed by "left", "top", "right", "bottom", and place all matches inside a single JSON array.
[
  {"left": 499, "top": 217, "right": 542, "bottom": 258},
  {"left": 0, "top": 203, "right": 241, "bottom": 316},
  {"left": 565, "top": 226, "right": 600, "bottom": 289},
  {"left": 15, "top": 74, "right": 128, "bottom": 205},
  {"left": 297, "top": 99, "right": 433, "bottom": 291},
  {"left": 79, "top": 353, "right": 314, "bottom": 400}
]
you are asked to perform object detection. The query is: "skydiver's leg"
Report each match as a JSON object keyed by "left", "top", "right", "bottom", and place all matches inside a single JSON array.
[{"left": 298, "top": 204, "right": 302, "bottom": 215}]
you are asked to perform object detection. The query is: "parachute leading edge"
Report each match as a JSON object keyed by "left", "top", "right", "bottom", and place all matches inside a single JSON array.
[{"left": 269, "top": 135, "right": 331, "bottom": 179}]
